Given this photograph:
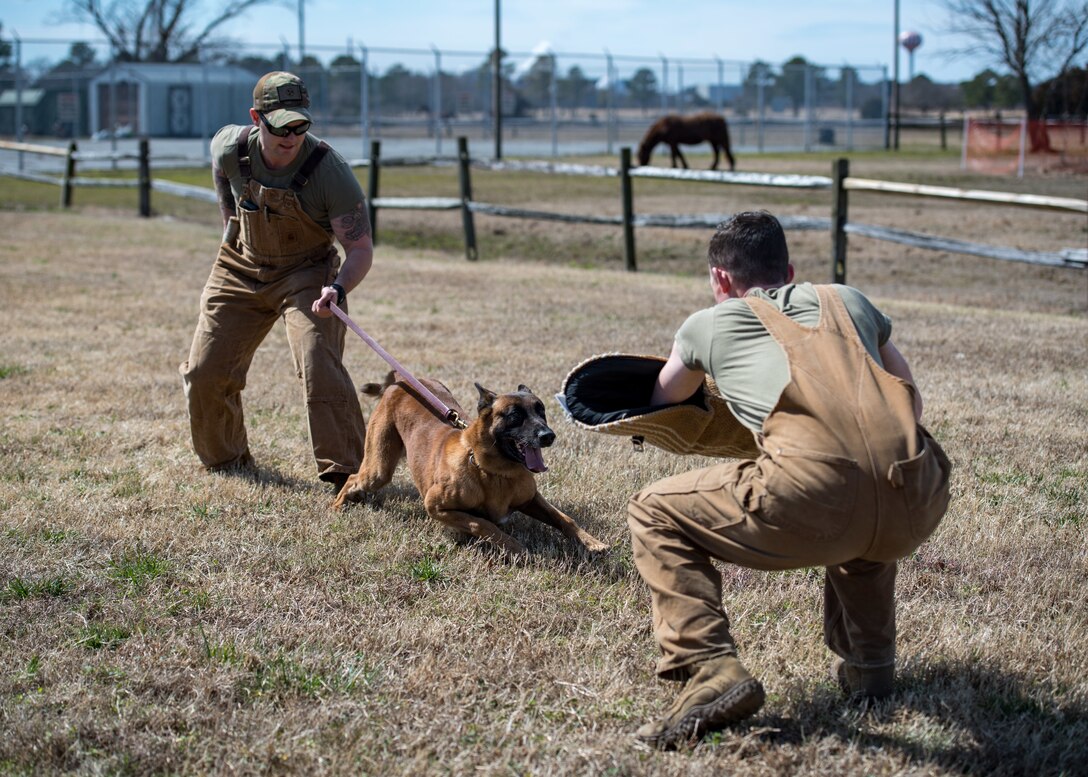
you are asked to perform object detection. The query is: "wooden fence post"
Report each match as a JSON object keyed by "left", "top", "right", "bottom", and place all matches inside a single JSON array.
[
  {"left": 621, "top": 147, "right": 637, "bottom": 272},
  {"left": 61, "top": 141, "right": 77, "bottom": 208},
  {"left": 138, "top": 138, "right": 151, "bottom": 217},
  {"left": 367, "top": 140, "right": 380, "bottom": 245},
  {"left": 457, "top": 136, "right": 478, "bottom": 261},
  {"left": 831, "top": 157, "right": 849, "bottom": 284}
]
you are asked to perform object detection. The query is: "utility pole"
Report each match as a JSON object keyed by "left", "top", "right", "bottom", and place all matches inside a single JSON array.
[
  {"left": 493, "top": 0, "right": 502, "bottom": 159},
  {"left": 893, "top": 0, "right": 900, "bottom": 150}
]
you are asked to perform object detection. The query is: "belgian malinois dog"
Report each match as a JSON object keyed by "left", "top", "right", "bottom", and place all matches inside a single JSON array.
[{"left": 332, "top": 372, "right": 609, "bottom": 559}]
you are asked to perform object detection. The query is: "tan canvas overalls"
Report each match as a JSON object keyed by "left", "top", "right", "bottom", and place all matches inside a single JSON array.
[
  {"left": 628, "top": 285, "right": 951, "bottom": 677},
  {"left": 180, "top": 127, "right": 366, "bottom": 478}
]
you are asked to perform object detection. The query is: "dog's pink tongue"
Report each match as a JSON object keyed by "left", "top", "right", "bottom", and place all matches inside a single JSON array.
[{"left": 524, "top": 444, "right": 548, "bottom": 473}]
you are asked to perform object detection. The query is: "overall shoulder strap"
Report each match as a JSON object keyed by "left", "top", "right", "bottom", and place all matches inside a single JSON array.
[
  {"left": 289, "top": 141, "right": 331, "bottom": 192},
  {"left": 743, "top": 293, "right": 808, "bottom": 342},
  {"left": 236, "top": 125, "right": 254, "bottom": 182},
  {"left": 812, "top": 285, "right": 857, "bottom": 336}
]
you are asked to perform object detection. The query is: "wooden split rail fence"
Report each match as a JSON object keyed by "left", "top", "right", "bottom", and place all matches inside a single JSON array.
[{"left": 3, "top": 136, "right": 1085, "bottom": 281}]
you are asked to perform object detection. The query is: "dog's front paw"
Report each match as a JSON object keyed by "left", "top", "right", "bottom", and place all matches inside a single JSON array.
[
  {"left": 330, "top": 486, "right": 365, "bottom": 510},
  {"left": 583, "top": 537, "right": 610, "bottom": 554}
]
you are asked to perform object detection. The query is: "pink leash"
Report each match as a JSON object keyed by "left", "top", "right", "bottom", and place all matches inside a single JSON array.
[{"left": 330, "top": 302, "right": 467, "bottom": 429}]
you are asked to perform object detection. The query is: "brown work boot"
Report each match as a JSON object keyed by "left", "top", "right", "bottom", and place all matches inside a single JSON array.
[
  {"left": 831, "top": 657, "right": 895, "bottom": 699},
  {"left": 636, "top": 653, "right": 765, "bottom": 749}
]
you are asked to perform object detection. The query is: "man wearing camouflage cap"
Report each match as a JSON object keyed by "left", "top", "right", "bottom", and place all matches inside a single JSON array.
[{"left": 180, "top": 71, "right": 369, "bottom": 492}]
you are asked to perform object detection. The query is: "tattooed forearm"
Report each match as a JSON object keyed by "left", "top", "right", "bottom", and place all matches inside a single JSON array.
[
  {"left": 333, "top": 202, "right": 372, "bottom": 243},
  {"left": 212, "top": 166, "right": 237, "bottom": 226}
]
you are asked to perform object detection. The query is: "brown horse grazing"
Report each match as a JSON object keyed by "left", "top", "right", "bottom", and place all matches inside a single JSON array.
[{"left": 637, "top": 112, "right": 736, "bottom": 171}]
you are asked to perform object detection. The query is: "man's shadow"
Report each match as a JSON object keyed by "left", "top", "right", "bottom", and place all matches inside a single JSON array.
[{"left": 755, "top": 658, "right": 1086, "bottom": 774}]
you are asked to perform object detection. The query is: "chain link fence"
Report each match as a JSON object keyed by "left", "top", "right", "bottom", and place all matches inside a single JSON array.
[{"left": 1, "top": 38, "right": 890, "bottom": 168}]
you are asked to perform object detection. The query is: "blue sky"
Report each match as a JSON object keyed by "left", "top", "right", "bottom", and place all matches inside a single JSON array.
[{"left": 4, "top": 0, "right": 992, "bottom": 84}]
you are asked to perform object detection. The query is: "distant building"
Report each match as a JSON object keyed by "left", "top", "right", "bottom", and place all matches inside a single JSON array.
[
  {"left": 0, "top": 88, "right": 48, "bottom": 135},
  {"left": 88, "top": 63, "right": 255, "bottom": 138},
  {"left": 707, "top": 84, "right": 742, "bottom": 105}
]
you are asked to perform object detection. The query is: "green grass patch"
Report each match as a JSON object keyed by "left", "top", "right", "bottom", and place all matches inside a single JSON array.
[
  {"left": 107, "top": 549, "right": 169, "bottom": 588},
  {"left": 409, "top": 554, "right": 446, "bottom": 584},
  {"left": 0, "top": 364, "right": 28, "bottom": 380},
  {"left": 1, "top": 575, "right": 71, "bottom": 601},
  {"left": 76, "top": 623, "right": 132, "bottom": 651}
]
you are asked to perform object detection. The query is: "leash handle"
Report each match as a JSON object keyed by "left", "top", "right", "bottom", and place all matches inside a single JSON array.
[{"left": 330, "top": 302, "right": 466, "bottom": 429}]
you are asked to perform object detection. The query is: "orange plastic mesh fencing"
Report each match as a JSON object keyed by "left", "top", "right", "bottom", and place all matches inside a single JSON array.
[{"left": 964, "top": 118, "right": 1088, "bottom": 175}]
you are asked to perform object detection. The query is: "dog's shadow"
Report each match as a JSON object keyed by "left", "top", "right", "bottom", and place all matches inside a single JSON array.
[
  {"left": 736, "top": 658, "right": 1087, "bottom": 773},
  {"left": 340, "top": 482, "right": 618, "bottom": 568}
]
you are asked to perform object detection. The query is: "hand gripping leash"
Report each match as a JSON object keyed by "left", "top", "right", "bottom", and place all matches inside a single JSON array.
[{"left": 330, "top": 303, "right": 467, "bottom": 429}]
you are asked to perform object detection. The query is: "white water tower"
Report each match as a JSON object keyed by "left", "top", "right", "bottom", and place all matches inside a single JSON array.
[{"left": 899, "top": 31, "right": 922, "bottom": 80}]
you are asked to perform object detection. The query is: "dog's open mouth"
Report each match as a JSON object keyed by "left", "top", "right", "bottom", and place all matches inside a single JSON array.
[{"left": 518, "top": 440, "right": 548, "bottom": 473}]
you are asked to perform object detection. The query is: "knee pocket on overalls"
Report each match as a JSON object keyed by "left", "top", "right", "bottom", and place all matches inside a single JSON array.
[
  {"left": 628, "top": 464, "right": 745, "bottom": 530},
  {"left": 887, "top": 430, "right": 952, "bottom": 542},
  {"left": 758, "top": 447, "right": 860, "bottom": 542}
]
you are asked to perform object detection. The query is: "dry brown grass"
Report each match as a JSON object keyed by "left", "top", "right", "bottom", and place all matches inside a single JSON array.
[{"left": 1, "top": 186, "right": 1086, "bottom": 776}]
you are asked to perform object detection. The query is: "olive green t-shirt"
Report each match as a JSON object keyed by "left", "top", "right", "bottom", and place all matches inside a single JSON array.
[
  {"left": 675, "top": 283, "right": 893, "bottom": 432},
  {"left": 210, "top": 125, "right": 364, "bottom": 234}
]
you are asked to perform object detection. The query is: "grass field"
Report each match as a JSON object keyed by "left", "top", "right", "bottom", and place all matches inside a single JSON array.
[{"left": 1, "top": 149, "right": 1087, "bottom": 775}]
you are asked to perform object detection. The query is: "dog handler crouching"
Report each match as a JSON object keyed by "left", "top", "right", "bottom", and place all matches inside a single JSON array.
[
  {"left": 180, "top": 72, "right": 369, "bottom": 491},
  {"left": 627, "top": 211, "right": 951, "bottom": 748}
]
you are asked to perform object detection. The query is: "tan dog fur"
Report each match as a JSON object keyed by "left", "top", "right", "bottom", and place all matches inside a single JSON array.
[{"left": 332, "top": 374, "right": 609, "bottom": 558}]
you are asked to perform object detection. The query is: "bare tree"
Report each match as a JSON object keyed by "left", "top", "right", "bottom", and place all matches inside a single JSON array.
[
  {"left": 68, "top": 0, "right": 273, "bottom": 62},
  {"left": 944, "top": 1, "right": 1088, "bottom": 129}
]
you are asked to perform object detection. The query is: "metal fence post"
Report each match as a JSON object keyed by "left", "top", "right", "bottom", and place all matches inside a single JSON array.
[
  {"left": 61, "top": 141, "right": 77, "bottom": 208},
  {"left": 367, "top": 140, "right": 380, "bottom": 245},
  {"left": 659, "top": 55, "right": 668, "bottom": 114},
  {"left": 604, "top": 50, "right": 615, "bottom": 156},
  {"left": 831, "top": 157, "right": 849, "bottom": 284},
  {"left": 846, "top": 68, "right": 855, "bottom": 151},
  {"left": 457, "top": 137, "right": 478, "bottom": 261},
  {"left": 138, "top": 137, "right": 151, "bottom": 217},
  {"left": 431, "top": 45, "right": 442, "bottom": 156},
  {"left": 621, "top": 147, "right": 637, "bottom": 272},
  {"left": 359, "top": 45, "right": 369, "bottom": 162},
  {"left": 715, "top": 57, "right": 724, "bottom": 114},
  {"left": 549, "top": 52, "right": 558, "bottom": 158}
]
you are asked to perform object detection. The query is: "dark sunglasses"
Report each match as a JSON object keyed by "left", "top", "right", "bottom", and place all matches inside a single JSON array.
[{"left": 258, "top": 112, "right": 311, "bottom": 137}]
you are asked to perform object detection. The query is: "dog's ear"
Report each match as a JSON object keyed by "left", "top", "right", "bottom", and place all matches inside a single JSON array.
[
  {"left": 475, "top": 382, "right": 497, "bottom": 413},
  {"left": 517, "top": 384, "right": 533, "bottom": 395}
]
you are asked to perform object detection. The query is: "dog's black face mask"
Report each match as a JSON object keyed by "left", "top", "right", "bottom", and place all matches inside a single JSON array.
[{"left": 476, "top": 384, "right": 554, "bottom": 473}]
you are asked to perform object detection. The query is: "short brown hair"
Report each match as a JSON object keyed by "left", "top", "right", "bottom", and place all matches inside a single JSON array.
[{"left": 707, "top": 211, "right": 790, "bottom": 287}]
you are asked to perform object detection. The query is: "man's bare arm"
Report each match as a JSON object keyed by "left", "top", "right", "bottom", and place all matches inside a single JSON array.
[
  {"left": 312, "top": 201, "right": 374, "bottom": 318},
  {"left": 212, "top": 164, "right": 236, "bottom": 228},
  {"left": 651, "top": 342, "right": 706, "bottom": 406}
]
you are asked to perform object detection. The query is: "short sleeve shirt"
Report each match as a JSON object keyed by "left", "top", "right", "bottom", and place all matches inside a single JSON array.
[
  {"left": 675, "top": 283, "right": 893, "bottom": 432},
  {"left": 211, "top": 125, "right": 364, "bottom": 234}
]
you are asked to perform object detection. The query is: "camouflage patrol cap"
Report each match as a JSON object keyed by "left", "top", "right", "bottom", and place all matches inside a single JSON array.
[{"left": 253, "top": 71, "right": 312, "bottom": 127}]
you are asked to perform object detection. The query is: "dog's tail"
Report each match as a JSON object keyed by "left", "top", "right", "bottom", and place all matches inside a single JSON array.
[{"left": 361, "top": 370, "right": 399, "bottom": 398}]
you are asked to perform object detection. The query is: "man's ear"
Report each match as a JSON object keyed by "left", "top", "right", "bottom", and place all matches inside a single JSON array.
[
  {"left": 249, "top": 107, "right": 261, "bottom": 125},
  {"left": 786, "top": 263, "right": 795, "bottom": 284},
  {"left": 475, "top": 382, "right": 497, "bottom": 413},
  {"left": 710, "top": 266, "right": 732, "bottom": 296}
]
